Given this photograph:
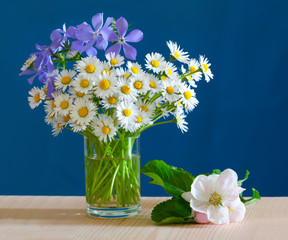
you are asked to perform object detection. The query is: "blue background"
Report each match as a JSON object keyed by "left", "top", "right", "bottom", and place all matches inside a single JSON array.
[{"left": 1, "top": 0, "right": 288, "bottom": 197}]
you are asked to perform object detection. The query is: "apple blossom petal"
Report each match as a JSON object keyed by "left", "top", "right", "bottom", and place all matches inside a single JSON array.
[
  {"left": 105, "top": 43, "right": 121, "bottom": 56},
  {"left": 207, "top": 205, "right": 229, "bottom": 224},
  {"left": 194, "top": 212, "right": 210, "bottom": 224},
  {"left": 207, "top": 174, "right": 219, "bottom": 182},
  {"left": 228, "top": 199, "right": 246, "bottom": 222},
  {"left": 123, "top": 43, "right": 137, "bottom": 60},
  {"left": 116, "top": 17, "right": 128, "bottom": 38},
  {"left": 181, "top": 192, "right": 193, "bottom": 202},
  {"left": 125, "top": 30, "right": 143, "bottom": 42},
  {"left": 92, "top": 13, "right": 103, "bottom": 32},
  {"left": 190, "top": 198, "right": 209, "bottom": 213},
  {"left": 191, "top": 175, "right": 214, "bottom": 201},
  {"left": 215, "top": 169, "right": 238, "bottom": 197}
]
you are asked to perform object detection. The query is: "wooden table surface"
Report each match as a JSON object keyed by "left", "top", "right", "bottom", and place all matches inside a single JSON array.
[{"left": 0, "top": 196, "right": 287, "bottom": 240}]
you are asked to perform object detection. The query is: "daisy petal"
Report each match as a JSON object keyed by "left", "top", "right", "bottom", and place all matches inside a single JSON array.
[
  {"left": 125, "top": 30, "right": 143, "bottom": 42},
  {"left": 207, "top": 205, "right": 229, "bottom": 224},
  {"left": 123, "top": 43, "right": 137, "bottom": 60},
  {"left": 116, "top": 17, "right": 128, "bottom": 38}
]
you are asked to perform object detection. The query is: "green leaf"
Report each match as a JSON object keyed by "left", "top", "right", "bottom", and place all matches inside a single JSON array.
[
  {"left": 240, "top": 188, "right": 261, "bottom": 206},
  {"left": 151, "top": 196, "right": 193, "bottom": 224},
  {"left": 141, "top": 160, "right": 194, "bottom": 195},
  {"left": 212, "top": 169, "right": 221, "bottom": 175},
  {"left": 238, "top": 170, "right": 250, "bottom": 187}
]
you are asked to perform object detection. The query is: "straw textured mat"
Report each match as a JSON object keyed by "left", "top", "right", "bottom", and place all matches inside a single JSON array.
[{"left": 0, "top": 196, "right": 287, "bottom": 240}]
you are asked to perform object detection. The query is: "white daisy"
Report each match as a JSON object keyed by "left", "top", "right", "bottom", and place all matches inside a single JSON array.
[
  {"left": 136, "top": 100, "right": 157, "bottom": 118},
  {"left": 21, "top": 55, "right": 37, "bottom": 71},
  {"left": 94, "top": 71, "right": 117, "bottom": 98},
  {"left": 167, "top": 41, "right": 189, "bottom": 63},
  {"left": 69, "top": 88, "right": 92, "bottom": 100},
  {"left": 100, "top": 61, "right": 112, "bottom": 76},
  {"left": 52, "top": 121, "right": 63, "bottom": 137},
  {"left": 116, "top": 67, "right": 130, "bottom": 79},
  {"left": 105, "top": 52, "right": 125, "bottom": 67},
  {"left": 174, "top": 108, "right": 188, "bottom": 133},
  {"left": 199, "top": 55, "right": 213, "bottom": 82},
  {"left": 70, "top": 122, "right": 87, "bottom": 132},
  {"left": 74, "top": 56, "right": 101, "bottom": 76},
  {"left": 147, "top": 74, "right": 163, "bottom": 92},
  {"left": 127, "top": 61, "right": 143, "bottom": 76},
  {"left": 116, "top": 77, "right": 138, "bottom": 101},
  {"left": 101, "top": 94, "right": 119, "bottom": 109},
  {"left": 56, "top": 113, "right": 72, "bottom": 126},
  {"left": 179, "top": 85, "right": 199, "bottom": 112},
  {"left": 181, "top": 65, "right": 197, "bottom": 88},
  {"left": 93, "top": 114, "right": 117, "bottom": 142},
  {"left": 130, "top": 74, "right": 149, "bottom": 95},
  {"left": 187, "top": 58, "right": 202, "bottom": 82},
  {"left": 70, "top": 98, "right": 97, "bottom": 126},
  {"left": 55, "top": 69, "right": 77, "bottom": 91},
  {"left": 145, "top": 53, "right": 166, "bottom": 73},
  {"left": 28, "top": 87, "right": 45, "bottom": 109},
  {"left": 164, "top": 62, "right": 178, "bottom": 79},
  {"left": 54, "top": 94, "right": 73, "bottom": 116},
  {"left": 72, "top": 74, "right": 94, "bottom": 93},
  {"left": 162, "top": 79, "right": 180, "bottom": 103},
  {"left": 116, "top": 101, "right": 138, "bottom": 128},
  {"left": 128, "top": 110, "right": 152, "bottom": 132},
  {"left": 66, "top": 51, "right": 78, "bottom": 59}
]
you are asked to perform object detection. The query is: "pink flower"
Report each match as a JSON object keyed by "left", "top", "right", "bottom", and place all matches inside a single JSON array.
[
  {"left": 182, "top": 169, "right": 246, "bottom": 224},
  {"left": 194, "top": 212, "right": 210, "bottom": 224}
]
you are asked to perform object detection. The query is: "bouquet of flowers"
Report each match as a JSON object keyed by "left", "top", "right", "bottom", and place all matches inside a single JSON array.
[{"left": 19, "top": 12, "right": 214, "bottom": 217}]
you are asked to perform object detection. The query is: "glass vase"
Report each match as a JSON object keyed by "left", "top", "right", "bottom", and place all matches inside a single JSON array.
[{"left": 84, "top": 135, "right": 141, "bottom": 218}]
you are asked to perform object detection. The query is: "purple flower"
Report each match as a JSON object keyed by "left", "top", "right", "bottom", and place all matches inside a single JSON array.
[
  {"left": 70, "top": 13, "right": 113, "bottom": 56},
  {"left": 105, "top": 17, "right": 143, "bottom": 60}
]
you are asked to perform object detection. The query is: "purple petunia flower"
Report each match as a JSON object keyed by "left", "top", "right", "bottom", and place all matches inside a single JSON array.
[
  {"left": 70, "top": 13, "right": 113, "bottom": 56},
  {"left": 105, "top": 17, "right": 143, "bottom": 60}
]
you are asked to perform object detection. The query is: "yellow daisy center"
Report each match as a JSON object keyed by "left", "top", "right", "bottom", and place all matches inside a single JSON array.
[
  {"left": 63, "top": 115, "right": 70, "bottom": 122},
  {"left": 174, "top": 51, "right": 180, "bottom": 58},
  {"left": 102, "top": 69, "right": 111, "bottom": 76},
  {"left": 121, "top": 85, "right": 130, "bottom": 94},
  {"left": 99, "top": 79, "right": 110, "bottom": 90},
  {"left": 166, "top": 86, "right": 174, "bottom": 95},
  {"left": 57, "top": 123, "right": 62, "bottom": 129},
  {"left": 131, "top": 66, "right": 139, "bottom": 74},
  {"left": 151, "top": 60, "right": 159, "bottom": 68},
  {"left": 167, "top": 69, "right": 172, "bottom": 75},
  {"left": 190, "top": 66, "right": 197, "bottom": 73},
  {"left": 80, "top": 79, "right": 89, "bottom": 88},
  {"left": 141, "top": 105, "right": 148, "bottom": 112},
  {"left": 161, "top": 76, "right": 167, "bottom": 81},
  {"left": 123, "top": 109, "right": 131, "bottom": 117},
  {"left": 52, "top": 101, "right": 56, "bottom": 108},
  {"left": 61, "top": 76, "right": 71, "bottom": 84},
  {"left": 122, "top": 73, "right": 129, "bottom": 78},
  {"left": 209, "top": 192, "right": 222, "bottom": 206},
  {"left": 102, "top": 126, "right": 110, "bottom": 134},
  {"left": 108, "top": 96, "right": 117, "bottom": 105},
  {"left": 149, "top": 81, "right": 156, "bottom": 88},
  {"left": 44, "top": 87, "right": 48, "bottom": 95},
  {"left": 134, "top": 81, "right": 143, "bottom": 89},
  {"left": 34, "top": 94, "right": 40, "bottom": 102},
  {"left": 136, "top": 116, "right": 142, "bottom": 123},
  {"left": 60, "top": 101, "right": 69, "bottom": 109},
  {"left": 85, "top": 64, "right": 95, "bottom": 73},
  {"left": 177, "top": 101, "right": 182, "bottom": 106},
  {"left": 184, "top": 91, "right": 192, "bottom": 100},
  {"left": 110, "top": 59, "right": 118, "bottom": 65},
  {"left": 76, "top": 91, "right": 85, "bottom": 97},
  {"left": 78, "top": 107, "right": 88, "bottom": 117},
  {"left": 203, "top": 64, "right": 209, "bottom": 72}
]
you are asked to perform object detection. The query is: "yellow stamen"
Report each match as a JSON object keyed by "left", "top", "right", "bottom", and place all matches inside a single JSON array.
[
  {"left": 167, "top": 69, "right": 172, "bottom": 75},
  {"left": 44, "top": 87, "right": 48, "bottom": 95},
  {"left": 136, "top": 116, "right": 142, "bottom": 123},
  {"left": 209, "top": 192, "right": 222, "bottom": 206},
  {"left": 190, "top": 66, "right": 197, "bottom": 73},
  {"left": 76, "top": 91, "right": 85, "bottom": 97},
  {"left": 161, "top": 76, "right": 166, "bottom": 81},
  {"left": 63, "top": 115, "right": 70, "bottom": 122},
  {"left": 61, "top": 76, "right": 71, "bottom": 84},
  {"left": 99, "top": 79, "right": 110, "bottom": 90},
  {"left": 174, "top": 51, "right": 180, "bottom": 58},
  {"left": 110, "top": 59, "right": 118, "bottom": 65},
  {"left": 52, "top": 101, "right": 56, "bottom": 108},
  {"left": 121, "top": 85, "right": 130, "bottom": 94},
  {"left": 141, "top": 105, "right": 148, "bottom": 112},
  {"left": 80, "top": 79, "right": 89, "bottom": 88},
  {"left": 131, "top": 66, "right": 139, "bottom": 74},
  {"left": 184, "top": 91, "right": 192, "bottom": 100},
  {"left": 60, "top": 101, "right": 69, "bottom": 109},
  {"left": 34, "top": 94, "right": 40, "bottom": 102},
  {"left": 57, "top": 123, "right": 62, "bottom": 129},
  {"left": 166, "top": 86, "right": 174, "bottom": 95},
  {"left": 134, "top": 81, "right": 143, "bottom": 89},
  {"left": 203, "top": 64, "right": 209, "bottom": 72},
  {"left": 108, "top": 96, "right": 117, "bottom": 104},
  {"left": 151, "top": 60, "right": 159, "bottom": 67},
  {"left": 102, "top": 69, "right": 111, "bottom": 75},
  {"left": 78, "top": 107, "right": 88, "bottom": 117},
  {"left": 85, "top": 64, "right": 95, "bottom": 73},
  {"left": 123, "top": 109, "right": 131, "bottom": 116},
  {"left": 102, "top": 126, "right": 110, "bottom": 134},
  {"left": 149, "top": 81, "right": 156, "bottom": 88},
  {"left": 122, "top": 73, "right": 129, "bottom": 78}
]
